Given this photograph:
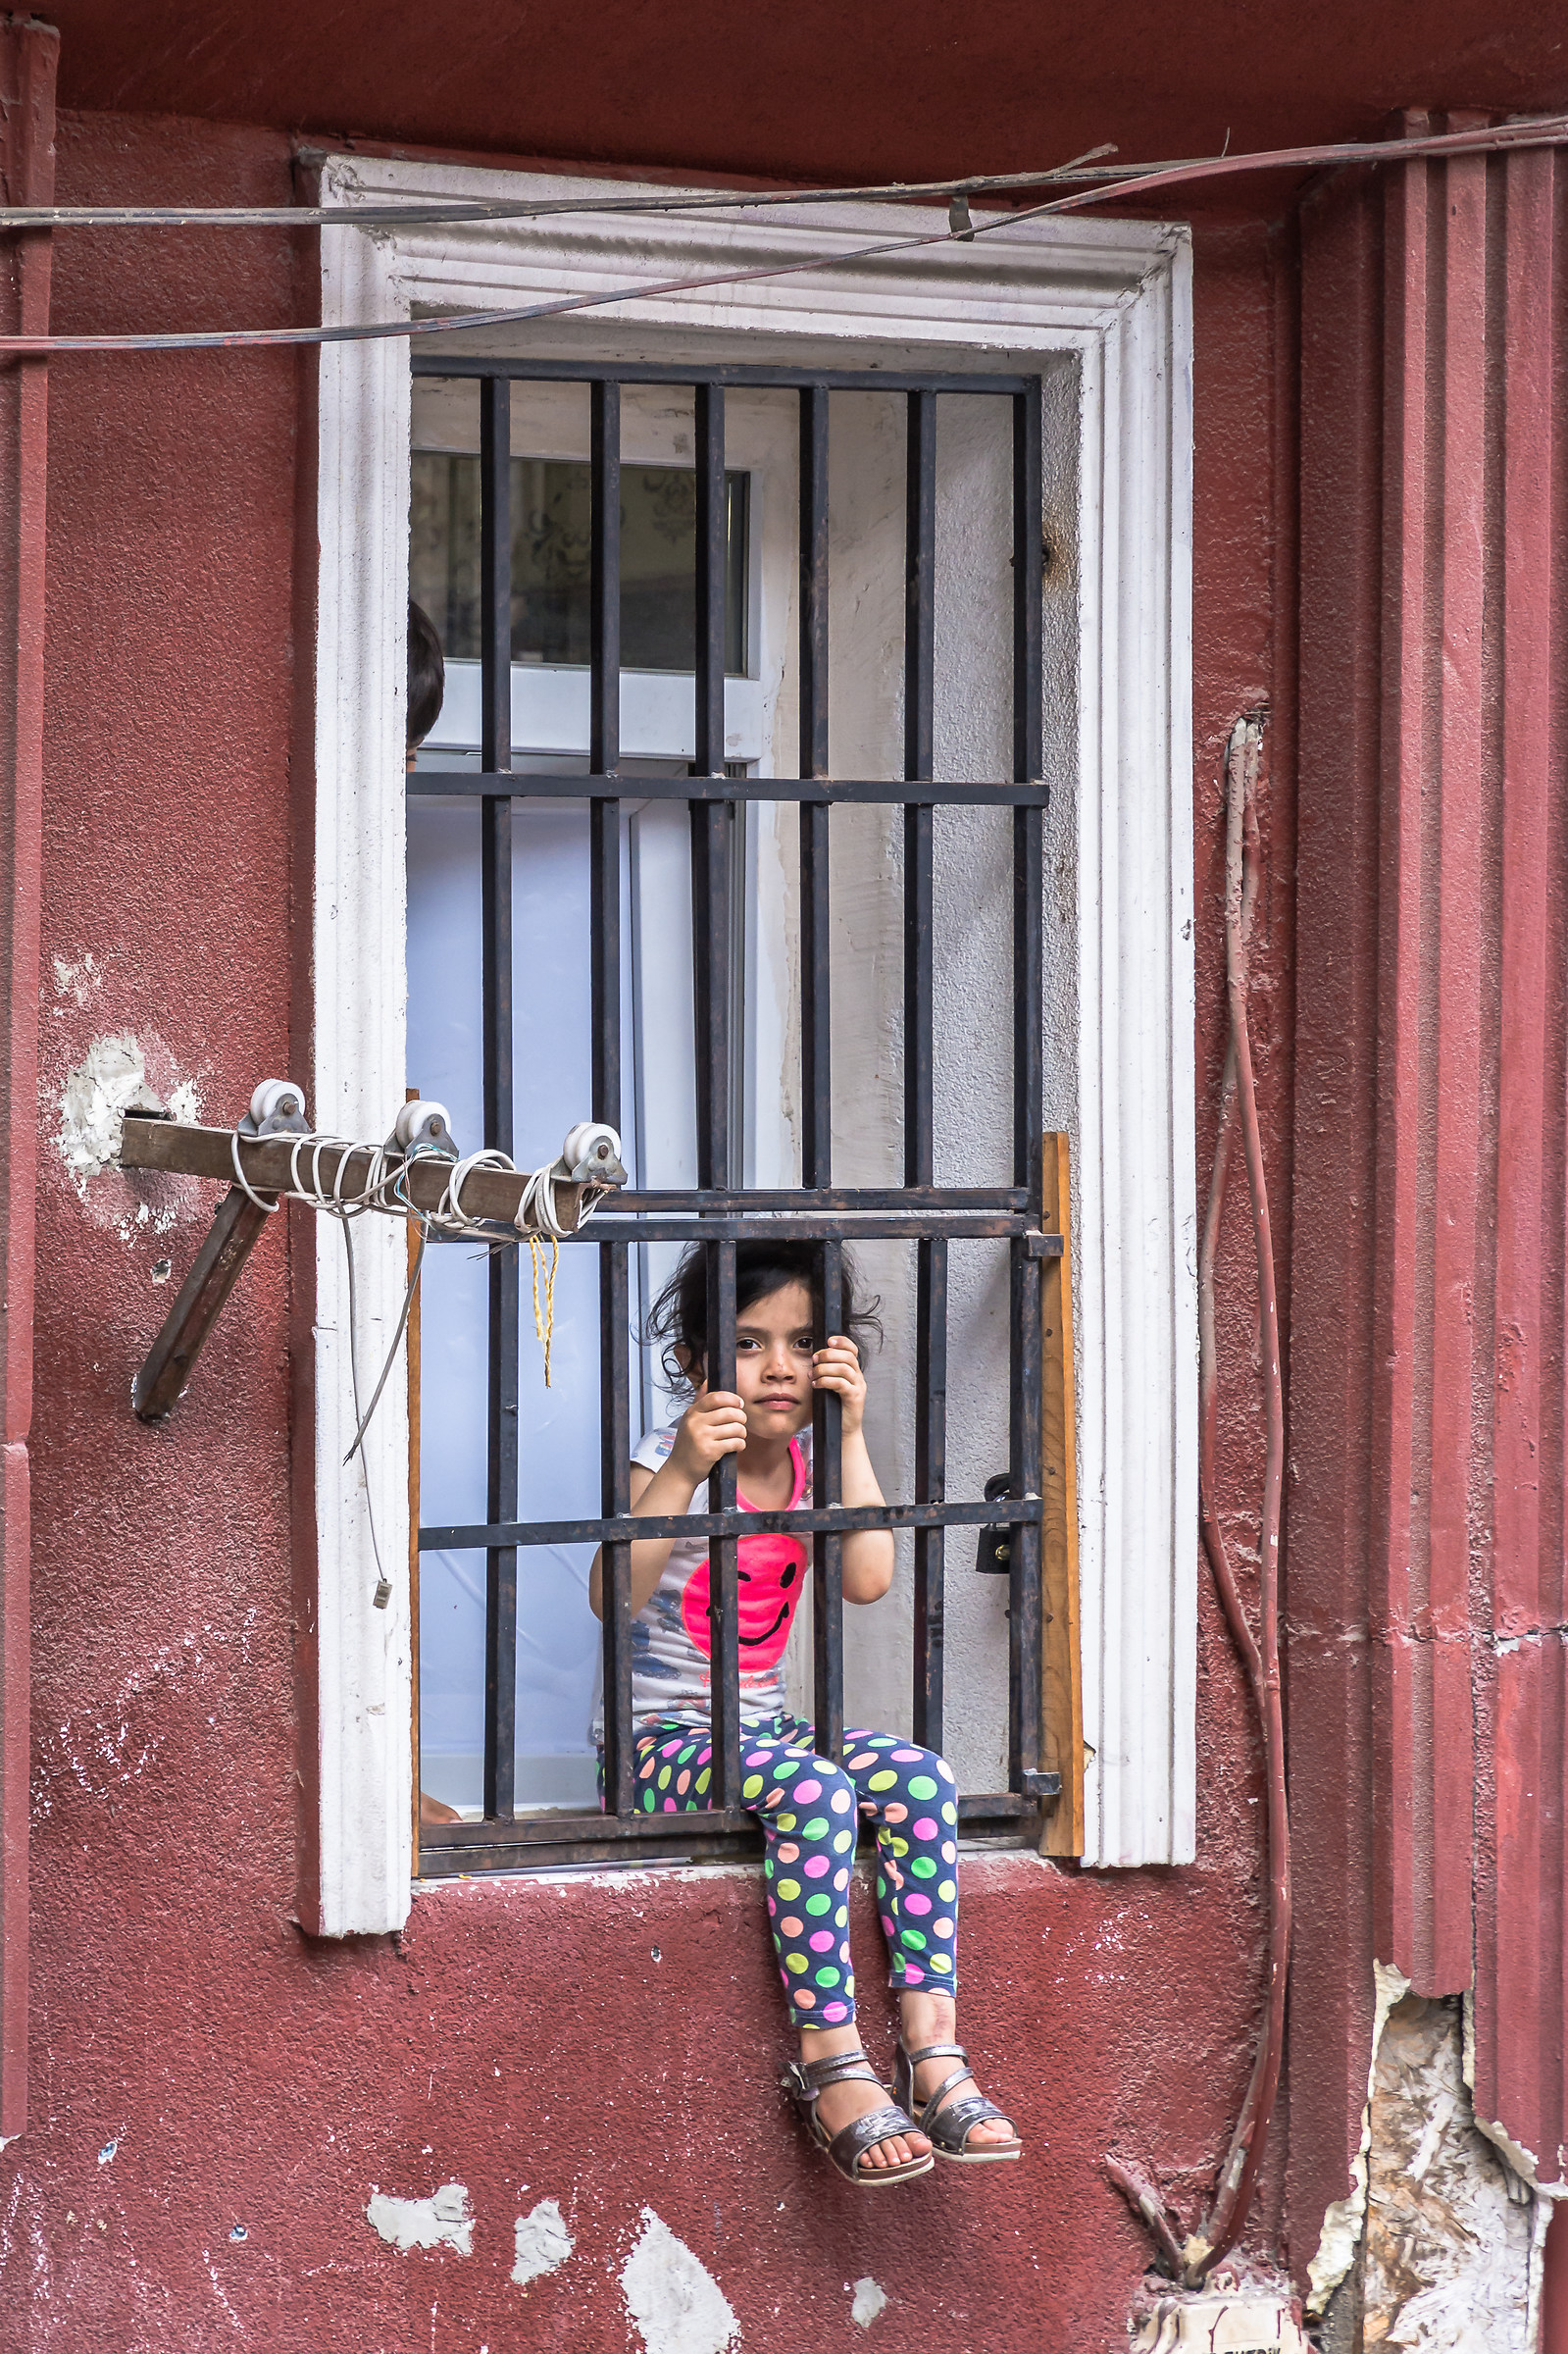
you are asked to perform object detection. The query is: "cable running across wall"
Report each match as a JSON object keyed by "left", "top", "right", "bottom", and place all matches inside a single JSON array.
[{"left": 0, "top": 117, "right": 1563, "bottom": 354}]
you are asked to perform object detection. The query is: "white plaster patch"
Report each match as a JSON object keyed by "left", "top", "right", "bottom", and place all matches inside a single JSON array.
[
  {"left": 365, "top": 2181, "right": 473, "bottom": 2256},
  {"left": 511, "top": 2197, "right": 573, "bottom": 2288},
  {"left": 52, "top": 950, "right": 100, "bottom": 1008},
  {"left": 849, "top": 2277, "right": 886, "bottom": 2328},
  {"left": 620, "top": 2208, "right": 738, "bottom": 2354},
  {"left": 52, "top": 1031, "right": 205, "bottom": 1243},
  {"left": 58, "top": 1033, "right": 166, "bottom": 1186},
  {"left": 1361, "top": 1994, "right": 1538, "bottom": 2350}
]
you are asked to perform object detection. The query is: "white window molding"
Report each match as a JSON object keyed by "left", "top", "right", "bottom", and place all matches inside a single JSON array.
[{"left": 310, "top": 156, "right": 1195, "bottom": 1930}]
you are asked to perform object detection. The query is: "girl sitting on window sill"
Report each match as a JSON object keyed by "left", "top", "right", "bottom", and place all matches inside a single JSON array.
[{"left": 589, "top": 1240, "right": 1021, "bottom": 2189}]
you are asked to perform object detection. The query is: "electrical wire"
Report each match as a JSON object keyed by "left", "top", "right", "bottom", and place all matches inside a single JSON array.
[
  {"left": 0, "top": 151, "right": 1120, "bottom": 230},
  {"left": 228, "top": 1118, "right": 615, "bottom": 1601},
  {"left": 1, "top": 115, "right": 1563, "bottom": 357}
]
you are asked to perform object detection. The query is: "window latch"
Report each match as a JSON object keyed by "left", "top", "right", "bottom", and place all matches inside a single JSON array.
[{"left": 975, "top": 1473, "right": 1016, "bottom": 1573}]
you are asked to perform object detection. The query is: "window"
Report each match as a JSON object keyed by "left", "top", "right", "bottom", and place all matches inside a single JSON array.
[
  {"left": 406, "top": 363, "right": 1061, "bottom": 1872},
  {"left": 308, "top": 160, "right": 1192, "bottom": 1935}
]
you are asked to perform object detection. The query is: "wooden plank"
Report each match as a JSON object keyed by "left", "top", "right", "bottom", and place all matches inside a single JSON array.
[
  {"left": 1039, "top": 1132, "right": 1085, "bottom": 1856},
  {"left": 131, "top": 1185, "right": 276, "bottom": 1422},
  {"left": 407, "top": 1098, "right": 423, "bottom": 1880},
  {"left": 118, "top": 1113, "right": 592, "bottom": 1234}
]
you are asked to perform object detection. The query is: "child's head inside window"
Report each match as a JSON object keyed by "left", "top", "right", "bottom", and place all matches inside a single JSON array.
[{"left": 407, "top": 597, "right": 444, "bottom": 766}]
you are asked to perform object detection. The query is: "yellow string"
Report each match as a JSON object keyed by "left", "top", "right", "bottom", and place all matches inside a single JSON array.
[{"left": 526, "top": 1232, "right": 560, "bottom": 1387}]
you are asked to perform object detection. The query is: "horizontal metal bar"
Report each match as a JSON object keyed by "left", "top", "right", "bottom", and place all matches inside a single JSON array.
[
  {"left": 582, "top": 1215, "right": 1047, "bottom": 1242},
  {"left": 408, "top": 771, "right": 1050, "bottom": 806},
  {"left": 420, "top": 1807, "right": 760, "bottom": 1858},
  {"left": 421, "top": 1496, "right": 1046, "bottom": 1551},
  {"left": 411, "top": 356, "right": 1036, "bottom": 394},
  {"left": 414, "top": 1789, "right": 1056, "bottom": 1875},
  {"left": 615, "top": 1185, "right": 1028, "bottom": 1210}
]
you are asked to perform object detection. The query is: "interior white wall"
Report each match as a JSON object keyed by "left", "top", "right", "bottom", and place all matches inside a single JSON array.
[{"left": 315, "top": 159, "right": 1195, "bottom": 1928}]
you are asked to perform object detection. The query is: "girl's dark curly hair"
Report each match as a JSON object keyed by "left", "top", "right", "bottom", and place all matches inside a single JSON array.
[{"left": 645, "top": 1240, "right": 883, "bottom": 1397}]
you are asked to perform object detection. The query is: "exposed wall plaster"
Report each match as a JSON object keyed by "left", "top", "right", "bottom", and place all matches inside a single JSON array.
[
  {"left": 511, "top": 2197, "right": 573, "bottom": 2288},
  {"left": 52, "top": 1030, "right": 205, "bottom": 1248},
  {"left": 620, "top": 2208, "right": 738, "bottom": 2354},
  {"left": 1359, "top": 1994, "right": 1538, "bottom": 2350},
  {"left": 1306, "top": 1959, "right": 1411, "bottom": 2315},
  {"left": 56, "top": 1032, "right": 197, "bottom": 1189},
  {"left": 365, "top": 2181, "right": 474, "bottom": 2256},
  {"left": 1461, "top": 1996, "right": 1565, "bottom": 2354},
  {"left": 849, "top": 2277, "right": 887, "bottom": 2328}
]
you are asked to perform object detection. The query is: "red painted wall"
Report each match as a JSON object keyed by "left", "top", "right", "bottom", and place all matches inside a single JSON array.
[{"left": 0, "top": 110, "right": 1290, "bottom": 2348}]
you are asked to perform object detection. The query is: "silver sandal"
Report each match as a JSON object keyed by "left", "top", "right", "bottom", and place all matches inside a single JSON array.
[
  {"left": 892, "top": 2041, "right": 1023, "bottom": 2164},
  {"left": 784, "top": 2049, "right": 935, "bottom": 2187}
]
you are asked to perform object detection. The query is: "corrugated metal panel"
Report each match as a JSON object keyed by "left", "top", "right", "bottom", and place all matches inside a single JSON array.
[
  {"left": 1371, "top": 125, "right": 1568, "bottom": 2177},
  {"left": 1290, "top": 124, "right": 1568, "bottom": 2243}
]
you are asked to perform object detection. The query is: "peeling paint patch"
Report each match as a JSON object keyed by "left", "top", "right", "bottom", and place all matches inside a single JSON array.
[
  {"left": 621, "top": 2207, "right": 738, "bottom": 2354},
  {"left": 849, "top": 2277, "right": 886, "bottom": 2328},
  {"left": 1360, "top": 1994, "right": 1537, "bottom": 2349},
  {"left": 365, "top": 2181, "right": 473, "bottom": 2257},
  {"left": 512, "top": 2197, "right": 573, "bottom": 2288},
  {"left": 53, "top": 1032, "right": 205, "bottom": 1243},
  {"left": 57, "top": 1033, "right": 168, "bottom": 1186},
  {"left": 51, "top": 950, "right": 100, "bottom": 1009},
  {"left": 1306, "top": 1958, "right": 1410, "bottom": 2315}
]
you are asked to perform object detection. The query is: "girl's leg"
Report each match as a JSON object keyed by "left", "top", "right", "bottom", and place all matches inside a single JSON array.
[
  {"left": 749, "top": 1730, "right": 929, "bottom": 2174},
  {"left": 842, "top": 1729, "right": 1016, "bottom": 2149},
  {"left": 627, "top": 1721, "right": 930, "bottom": 2171}
]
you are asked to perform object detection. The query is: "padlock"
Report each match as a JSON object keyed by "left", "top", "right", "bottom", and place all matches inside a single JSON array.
[{"left": 975, "top": 1472, "right": 1015, "bottom": 1574}]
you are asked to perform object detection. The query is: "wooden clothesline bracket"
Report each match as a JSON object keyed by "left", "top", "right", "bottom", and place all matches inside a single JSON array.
[{"left": 118, "top": 1107, "right": 602, "bottom": 1425}]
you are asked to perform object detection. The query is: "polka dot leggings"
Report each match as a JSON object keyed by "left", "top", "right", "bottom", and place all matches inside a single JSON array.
[{"left": 622, "top": 1713, "right": 960, "bottom": 2030}]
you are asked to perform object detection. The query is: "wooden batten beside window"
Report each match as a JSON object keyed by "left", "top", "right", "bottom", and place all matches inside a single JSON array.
[{"left": 1040, "top": 1132, "right": 1086, "bottom": 1857}]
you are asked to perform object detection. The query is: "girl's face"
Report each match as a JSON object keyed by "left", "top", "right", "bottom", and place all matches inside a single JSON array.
[{"left": 729, "top": 1278, "right": 816, "bottom": 1442}]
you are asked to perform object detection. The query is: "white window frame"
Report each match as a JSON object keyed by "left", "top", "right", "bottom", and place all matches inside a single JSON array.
[{"left": 307, "top": 154, "right": 1195, "bottom": 1935}]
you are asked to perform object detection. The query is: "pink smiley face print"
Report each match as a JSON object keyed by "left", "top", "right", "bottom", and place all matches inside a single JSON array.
[{"left": 682, "top": 1531, "right": 806, "bottom": 1670}]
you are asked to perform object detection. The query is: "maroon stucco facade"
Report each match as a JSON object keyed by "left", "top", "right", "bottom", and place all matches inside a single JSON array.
[
  {"left": 2, "top": 9, "right": 1566, "bottom": 2341},
  {"left": 0, "top": 107, "right": 1290, "bottom": 2348}
]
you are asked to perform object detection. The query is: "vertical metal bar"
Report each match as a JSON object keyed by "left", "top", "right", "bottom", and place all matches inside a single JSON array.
[
  {"left": 590, "top": 381, "right": 621, "bottom": 777},
  {"left": 691, "top": 805, "right": 730, "bottom": 1188},
  {"left": 904, "top": 389, "right": 936, "bottom": 1189},
  {"left": 706, "top": 1240, "right": 741, "bottom": 1807},
  {"left": 588, "top": 380, "right": 630, "bottom": 1818},
  {"left": 912, "top": 1237, "right": 947, "bottom": 1750},
  {"left": 694, "top": 384, "right": 726, "bottom": 778},
  {"left": 589, "top": 378, "right": 621, "bottom": 1126},
  {"left": 1013, "top": 383, "right": 1045, "bottom": 1214},
  {"left": 599, "top": 1244, "right": 634, "bottom": 1817},
  {"left": 812, "top": 1238, "right": 844, "bottom": 1762},
  {"left": 479, "top": 374, "right": 517, "bottom": 1823},
  {"left": 1009, "top": 381, "right": 1046, "bottom": 1795},
  {"left": 799, "top": 384, "right": 833, "bottom": 1188}
]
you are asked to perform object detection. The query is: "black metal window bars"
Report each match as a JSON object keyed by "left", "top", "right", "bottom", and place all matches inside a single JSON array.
[{"left": 410, "top": 355, "right": 1062, "bottom": 1875}]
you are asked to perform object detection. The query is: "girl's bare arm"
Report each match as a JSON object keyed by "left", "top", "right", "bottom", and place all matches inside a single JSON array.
[{"left": 588, "top": 1389, "right": 747, "bottom": 1618}]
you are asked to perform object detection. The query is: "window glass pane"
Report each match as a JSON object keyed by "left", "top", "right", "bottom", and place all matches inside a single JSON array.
[{"left": 410, "top": 453, "right": 748, "bottom": 674}]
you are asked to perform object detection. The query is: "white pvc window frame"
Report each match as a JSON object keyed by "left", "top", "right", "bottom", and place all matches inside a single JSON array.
[{"left": 309, "top": 155, "right": 1195, "bottom": 1934}]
